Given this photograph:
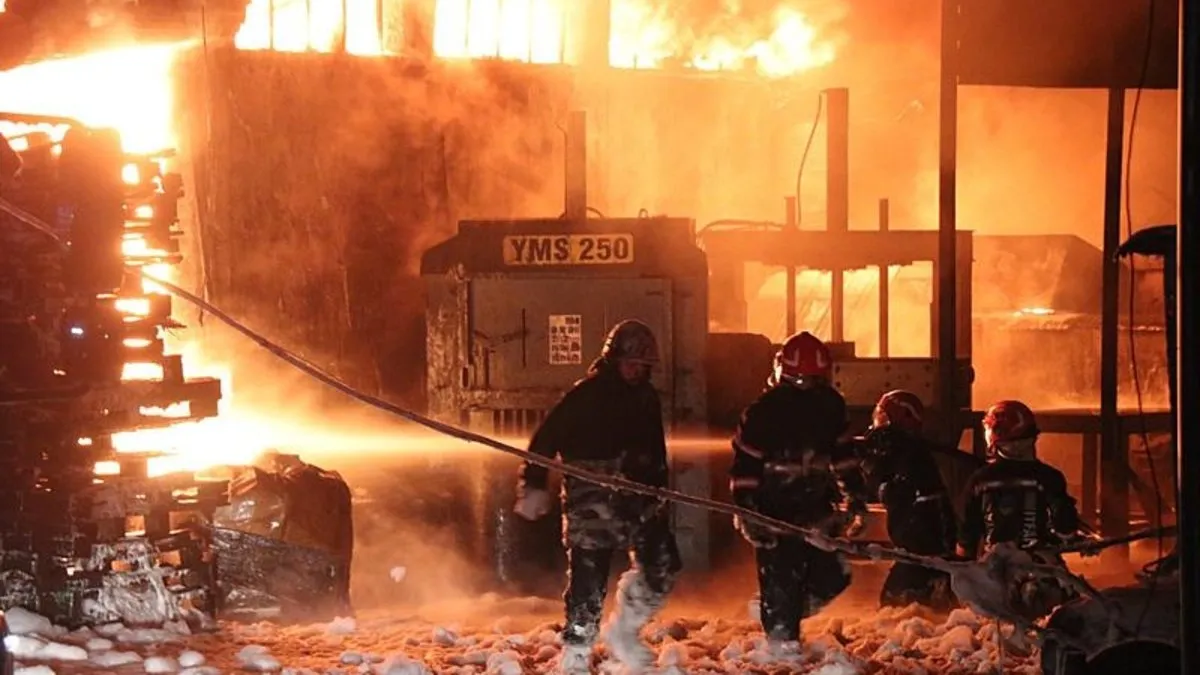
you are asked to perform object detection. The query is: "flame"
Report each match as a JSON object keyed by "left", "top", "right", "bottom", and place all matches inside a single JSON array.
[
  {"left": 231, "top": 0, "right": 835, "bottom": 77},
  {"left": 432, "top": 0, "right": 565, "bottom": 63},
  {"left": 0, "top": 41, "right": 269, "bottom": 478},
  {"left": 235, "top": 0, "right": 384, "bottom": 55},
  {"left": 0, "top": 43, "right": 187, "bottom": 154}
]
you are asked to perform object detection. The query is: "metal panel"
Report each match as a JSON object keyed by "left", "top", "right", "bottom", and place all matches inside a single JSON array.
[
  {"left": 832, "top": 359, "right": 936, "bottom": 408},
  {"left": 467, "top": 276, "right": 674, "bottom": 395}
]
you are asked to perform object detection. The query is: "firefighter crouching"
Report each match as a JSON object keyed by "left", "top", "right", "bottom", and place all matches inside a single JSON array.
[
  {"left": 958, "top": 400, "right": 1083, "bottom": 620},
  {"left": 512, "top": 319, "right": 681, "bottom": 674},
  {"left": 850, "top": 390, "right": 960, "bottom": 611},
  {"left": 729, "top": 331, "right": 862, "bottom": 660}
]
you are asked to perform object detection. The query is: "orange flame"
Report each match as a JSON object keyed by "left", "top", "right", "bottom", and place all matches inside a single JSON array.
[
  {"left": 235, "top": 0, "right": 384, "bottom": 55},
  {"left": 0, "top": 43, "right": 267, "bottom": 478},
  {"left": 0, "top": 43, "right": 185, "bottom": 154},
  {"left": 232, "top": 0, "right": 836, "bottom": 77}
]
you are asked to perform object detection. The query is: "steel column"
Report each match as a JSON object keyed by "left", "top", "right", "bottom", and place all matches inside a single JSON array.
[
  {"left": 878, "top": 198, "right": 890, "bottom": 357},
  {"left": 1100, "top": 88, "right": 1128, "bottom": 564},
  {"left": 340, "top": 0, "right": 348, "bottom": 52},
  {"left": 564, "top": 111, "right": 588, "bottom": 221},
  {"left": 1177, "top": 0, "right": 1200, "bottom": 669},
  {"left": 582, "top": 0, "right": 611, "bottom": 68},
  {"left": 936, "top": 0, "right": 959, "bottom": 436},
  {"left": 825, "top": 88, "right": 849, "bottom": 343},
  {"left": 785, "top": 196, "right": 798, "bottom": 336}
]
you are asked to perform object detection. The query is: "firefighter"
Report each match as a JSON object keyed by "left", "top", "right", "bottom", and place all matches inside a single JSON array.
[
  {"left": 730, "top": 331, "right": 862, "bottom": 659},
  {"left": 512, "top": 319, "right": 680, "bottom": 674},
  {"left": 856, "top": 390, "right": 959, "bottom": 611},
  {"left": 957, "top": 400, "right": 1082, "bottom": 619}
]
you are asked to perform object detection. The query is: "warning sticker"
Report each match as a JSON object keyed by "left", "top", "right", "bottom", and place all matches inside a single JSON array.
[{"left": 549, "top": 314, "right": 583, "bottom": 365}]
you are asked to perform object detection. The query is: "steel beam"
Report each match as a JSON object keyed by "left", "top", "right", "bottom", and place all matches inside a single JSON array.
[
  {"left": 825, "top": 88, "right": 849, "bottom": 343},
  {"left": 785, "top": 196, "right": 797, "bottom": 336},
  {"left": 937, "top": 0, "right": 960, "bottom": 440},
  {"left": 565, "top": 111, "right": 587, "bottom": 221},
  {"left": 1100, "top": 87, "right": 1128, "bottom": 564},
  {"left": 878, "top": 198, "right": 890, "bottom": 357}
]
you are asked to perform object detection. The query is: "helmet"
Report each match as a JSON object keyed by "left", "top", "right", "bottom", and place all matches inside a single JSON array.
[
  {"left": 872, "top": 390, "right": 924, "bottom": 433},
  {"left": 771, "top": 331, "right": 832, "bottom": 386},
  {"left": 600, "top": 319, "right": 659, "bottom": 364},
  {"left": 982, "top": 400, "right": 1039, "bottom": 460}
]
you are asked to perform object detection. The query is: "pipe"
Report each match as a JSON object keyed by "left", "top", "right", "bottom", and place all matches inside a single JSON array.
[
  {"left": 1100, "top": 87, "right": 1127, "bottom": 562},
  {"left": 785, "top": 196, "right": 797, "bottom": 336},
  {"left": 825, "top": 88, "right": 848, "bottom": 344},
  {"left": 1177, "top": 0, "right": 1200, "bottom": 669},
  {"left": 878, "top": 198, "right": 890, "bottom": 357},
  {"left": 936, "top": 1, "right": 959, "bottom": 438},
  {"left": 564, "top": 111, "right": 587, "bottom": 221}
]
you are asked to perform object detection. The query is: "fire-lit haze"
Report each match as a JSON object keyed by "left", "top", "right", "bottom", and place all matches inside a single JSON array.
[
  {"left": 0, "top": 0, "right": 839, "bottom": 478},
  {"left": 0, "top": 0, "right": 1178, "bottom": 488}
]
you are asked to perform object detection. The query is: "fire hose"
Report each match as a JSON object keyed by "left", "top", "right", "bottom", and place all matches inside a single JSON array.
[
  {"left": 136, "top": 271, "right": 1158, "bottom": 651},
  {"left": 0, "top": 195, "right": 1173, "bottom": 649}
]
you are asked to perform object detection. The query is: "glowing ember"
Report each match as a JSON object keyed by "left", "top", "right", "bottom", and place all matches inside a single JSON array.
[{"left": 0, "top": 43, "right": 187, "bottom": 154}]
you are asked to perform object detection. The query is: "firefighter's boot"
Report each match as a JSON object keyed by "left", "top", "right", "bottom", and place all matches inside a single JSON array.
[
  {"left": 603, "top": 570, "right": 660, "bottom": 671},
  {"left": 557, "top": 643, "right": 592, "bottom": 675}
]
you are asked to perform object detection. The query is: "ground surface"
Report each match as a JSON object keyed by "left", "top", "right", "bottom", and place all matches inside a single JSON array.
[
  {"left": 10, "top": 438, "right": 1163, "bottom": 674},
  {"left": 10, "top": 568, "right": 1044, "bottom": 675}
]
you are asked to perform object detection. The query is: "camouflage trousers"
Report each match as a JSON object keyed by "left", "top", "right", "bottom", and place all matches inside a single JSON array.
[
  {"left": 755, "top": 536, "right": 851, "bottom": 642},
  {"left": 559, "top": 460, "right": 682, "bottom": 645},
  {"left": 560, "top": 460, "right": 663, "bottom": 551}
]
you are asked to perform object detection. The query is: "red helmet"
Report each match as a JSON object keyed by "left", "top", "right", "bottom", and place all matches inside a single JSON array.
[
  {"left": 772, "top": 331, "right": 832, "bottom": 385},
  {"left": 983, "top": 400, "right": 1040, "bottom": 459},
  {"left": 872, "top": 390, "right": 924, "bottom": 433}
]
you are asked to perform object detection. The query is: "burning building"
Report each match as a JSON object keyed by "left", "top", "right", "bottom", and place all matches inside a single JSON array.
[{"left": 0, "top": 0, "right": 1180, "bottom": 601}]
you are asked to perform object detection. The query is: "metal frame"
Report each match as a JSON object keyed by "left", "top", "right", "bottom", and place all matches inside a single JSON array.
[
  {"left": 941, "top": 1, "right": 1182, "bottom": 560},
  {"left": 701, "top": 87, "right": 974, "bottom": 425}
]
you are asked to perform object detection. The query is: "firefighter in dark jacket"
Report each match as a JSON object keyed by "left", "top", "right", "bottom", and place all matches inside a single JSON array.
[
  {"left": 730, "top": 331, "right": 862, "bottom": 660},
  {"left": 957, "top": 399, "right": 1082, "bottom": 618},
  {"left": 512, "top": 319, "right": 680, "bottom": 675},
  {"left": 855, "top": 390, "right": 959, "bottom": 610}
]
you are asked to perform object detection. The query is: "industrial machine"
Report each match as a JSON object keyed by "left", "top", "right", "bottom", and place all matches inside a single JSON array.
[
  {"left": 421, "top": 112, "right": 709, "bottom": 435},
  {"left": 0, "top": 113, "right": 227, "bottom": 626}
]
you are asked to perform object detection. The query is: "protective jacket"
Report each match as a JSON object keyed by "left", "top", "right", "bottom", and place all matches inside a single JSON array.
[
  {"left": 959, "top": 457, "right": 1081, "bottom": 556},
  {"left": 730, "top": 382, "right": 853, "bottom": 528},
  {"left": 520, "top": 358, "right": 668, "bottom": 494},
  {"left": 857, "top": 426, "right": 957, "bottom": 555}
]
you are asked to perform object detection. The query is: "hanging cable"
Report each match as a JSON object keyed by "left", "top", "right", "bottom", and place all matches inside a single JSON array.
[
  {"left": 794, "top": 91, "right": 825, "bottom": 228},
  {"left": 1122, "top": 0, "right": 1164, "bottom": 636}
]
